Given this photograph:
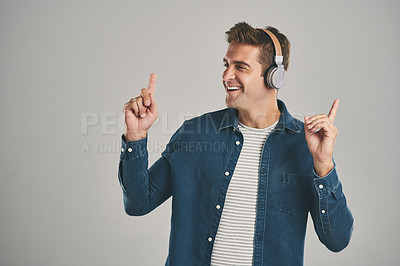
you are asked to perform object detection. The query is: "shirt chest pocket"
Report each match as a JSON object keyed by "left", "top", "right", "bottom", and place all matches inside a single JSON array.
[{"left": 280, "top": 173, "right": 313, "bottom": 219}]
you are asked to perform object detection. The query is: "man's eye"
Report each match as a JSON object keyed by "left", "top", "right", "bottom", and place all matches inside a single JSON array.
[
  {"left": 224, "top": 63, "right": 229, "bottom": 68},
  {"left": 236, "top": 65, "right": 245, "bottom": 70}
]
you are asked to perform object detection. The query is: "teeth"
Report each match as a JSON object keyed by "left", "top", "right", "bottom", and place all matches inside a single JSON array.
[{"left": 227, "top": 86, "right": 241, "bottom": 91}]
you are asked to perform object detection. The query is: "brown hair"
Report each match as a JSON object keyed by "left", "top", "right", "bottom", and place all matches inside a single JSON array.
[{"left": 225, "top": 22, "right": 290, "bottom": 74}]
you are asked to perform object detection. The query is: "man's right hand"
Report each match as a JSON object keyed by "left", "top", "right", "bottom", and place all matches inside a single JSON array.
[{"left": 123, "top": 73, "right": 158, "bottom": 141}]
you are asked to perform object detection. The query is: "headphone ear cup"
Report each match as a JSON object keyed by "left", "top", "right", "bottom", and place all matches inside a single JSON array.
[{"left": 264, "top": 65, "right": 285, "bottom": 89}]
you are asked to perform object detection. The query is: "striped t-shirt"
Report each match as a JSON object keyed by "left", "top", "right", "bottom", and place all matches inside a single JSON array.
[{"left": 210, "top": 119, "right": 278, "bottom": 266}]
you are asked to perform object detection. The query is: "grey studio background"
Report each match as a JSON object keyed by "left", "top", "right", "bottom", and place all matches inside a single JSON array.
[{"left": 0, "top": 0, "right": 399, "bottom": 265}]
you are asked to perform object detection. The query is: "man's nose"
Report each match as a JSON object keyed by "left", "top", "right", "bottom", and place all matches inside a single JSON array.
[{"left": 223, "top": 67, "right": 235, "bottom": 82}]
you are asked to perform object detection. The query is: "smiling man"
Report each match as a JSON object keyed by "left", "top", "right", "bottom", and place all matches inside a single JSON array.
[{"left": 119, "top": 22, "right": 354, "bottom": 266}]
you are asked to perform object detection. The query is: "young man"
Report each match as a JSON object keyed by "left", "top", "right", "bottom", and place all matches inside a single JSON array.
[{"left": 119, "top": 22, "right": 354, "bottom": 266}]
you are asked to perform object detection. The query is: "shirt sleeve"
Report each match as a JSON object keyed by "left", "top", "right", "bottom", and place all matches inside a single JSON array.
[
  {"left": 118, "top": 126, "right": 182, "bottom": 216},
  {"left": 310, "top": 162, "right": 354, "bottom": 252}
]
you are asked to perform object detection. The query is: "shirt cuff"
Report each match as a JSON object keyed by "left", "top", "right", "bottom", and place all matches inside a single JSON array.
[
  {"left": 313, "top": 165, "right": 340, "bottom": 195},
  {"left": 120, "top": 134, "right": 148, "bottom": 160}
]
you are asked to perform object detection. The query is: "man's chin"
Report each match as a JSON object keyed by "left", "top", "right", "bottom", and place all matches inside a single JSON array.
[{"left": 225, "top": 95, "right": 242, "bottom": 109}]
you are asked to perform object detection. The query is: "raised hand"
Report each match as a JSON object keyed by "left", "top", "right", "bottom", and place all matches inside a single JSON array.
[
  {"left": 304, "top": 99, "right": 339, "bottom": 177},
  {"left": 123, "top": 73, "right": 158, "bottom": 141}
]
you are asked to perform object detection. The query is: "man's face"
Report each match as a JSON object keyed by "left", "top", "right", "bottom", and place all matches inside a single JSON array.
[{"left": 223, "top": 42, "right": 272, "bottom": 112}]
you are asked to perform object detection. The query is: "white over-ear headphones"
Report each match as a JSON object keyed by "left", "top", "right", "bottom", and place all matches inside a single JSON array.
[{"left": 257, "top": 28, "right": 285, "bottom": 89}]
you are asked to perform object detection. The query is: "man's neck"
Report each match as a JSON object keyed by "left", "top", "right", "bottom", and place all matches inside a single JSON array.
[{"left": 238, "top": 100, "right": 281, "bottom": 129}]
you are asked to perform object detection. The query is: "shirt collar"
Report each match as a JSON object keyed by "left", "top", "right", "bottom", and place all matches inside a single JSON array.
[{"left": 218, "top": 99, "right": 301, "bottom": 134}]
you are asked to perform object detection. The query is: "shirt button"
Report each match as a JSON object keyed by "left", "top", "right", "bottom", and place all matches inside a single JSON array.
[
  {"left": 225, "top": 171, "right": 230, "bottom": 176},
  {"left": 318, "top": 184, "right": 324, "bottom": 189},
  {"left": 235, "top": 141, "right": 240, "bottom": 145},
  {"left": 208, "top": 237, "right": 213, "bottom": 242},
  {"left": 216, "top": 204, "right": 221, "bottom": 209},
  {"left": 121, "top": 148, "right": 125, "bottom": 152},
  {"left": 321, "top": 209, "right": 326, "bottom": 214},
  {"left": 127, "top": 148, "right": 132, "bottom": 152}
]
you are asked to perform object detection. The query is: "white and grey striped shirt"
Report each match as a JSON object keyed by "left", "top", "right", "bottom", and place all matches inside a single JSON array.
[{"left": 210, "top": 119, "right": 278, "bottom": 266}]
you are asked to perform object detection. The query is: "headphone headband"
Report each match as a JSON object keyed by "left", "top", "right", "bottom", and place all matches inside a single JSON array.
[
  {"left": 257, "top": 28, "right": 282, "bottom": 56},
  {"left": 257, "top": 28, "right": 285, "bottom": 89}
]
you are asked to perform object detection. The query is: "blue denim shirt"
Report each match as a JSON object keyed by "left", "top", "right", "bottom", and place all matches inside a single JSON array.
[{"left": 118, "top": 99, "right": 354, "bottom": 266}]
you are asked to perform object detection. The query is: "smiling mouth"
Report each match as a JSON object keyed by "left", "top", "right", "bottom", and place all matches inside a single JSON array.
[{"left": 225, "top": 82, "right": 242, "bottom": 91}]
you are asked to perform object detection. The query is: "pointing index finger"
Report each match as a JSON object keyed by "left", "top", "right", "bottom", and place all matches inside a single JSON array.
[
  {"left": 328, "top": 99, "right": 340, "bottom": 123},
  {"left": 148, "top": 73, "right": 157, "bottom": 93}
]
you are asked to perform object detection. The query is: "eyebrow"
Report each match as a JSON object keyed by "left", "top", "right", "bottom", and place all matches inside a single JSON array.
[{"left": 223, "top": 58, "right": 251, "bottom": 68}]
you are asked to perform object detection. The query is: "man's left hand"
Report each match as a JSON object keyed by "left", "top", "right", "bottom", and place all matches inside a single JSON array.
[{"left": 304, "top": 99, "right": 339, "bottom": 177}]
